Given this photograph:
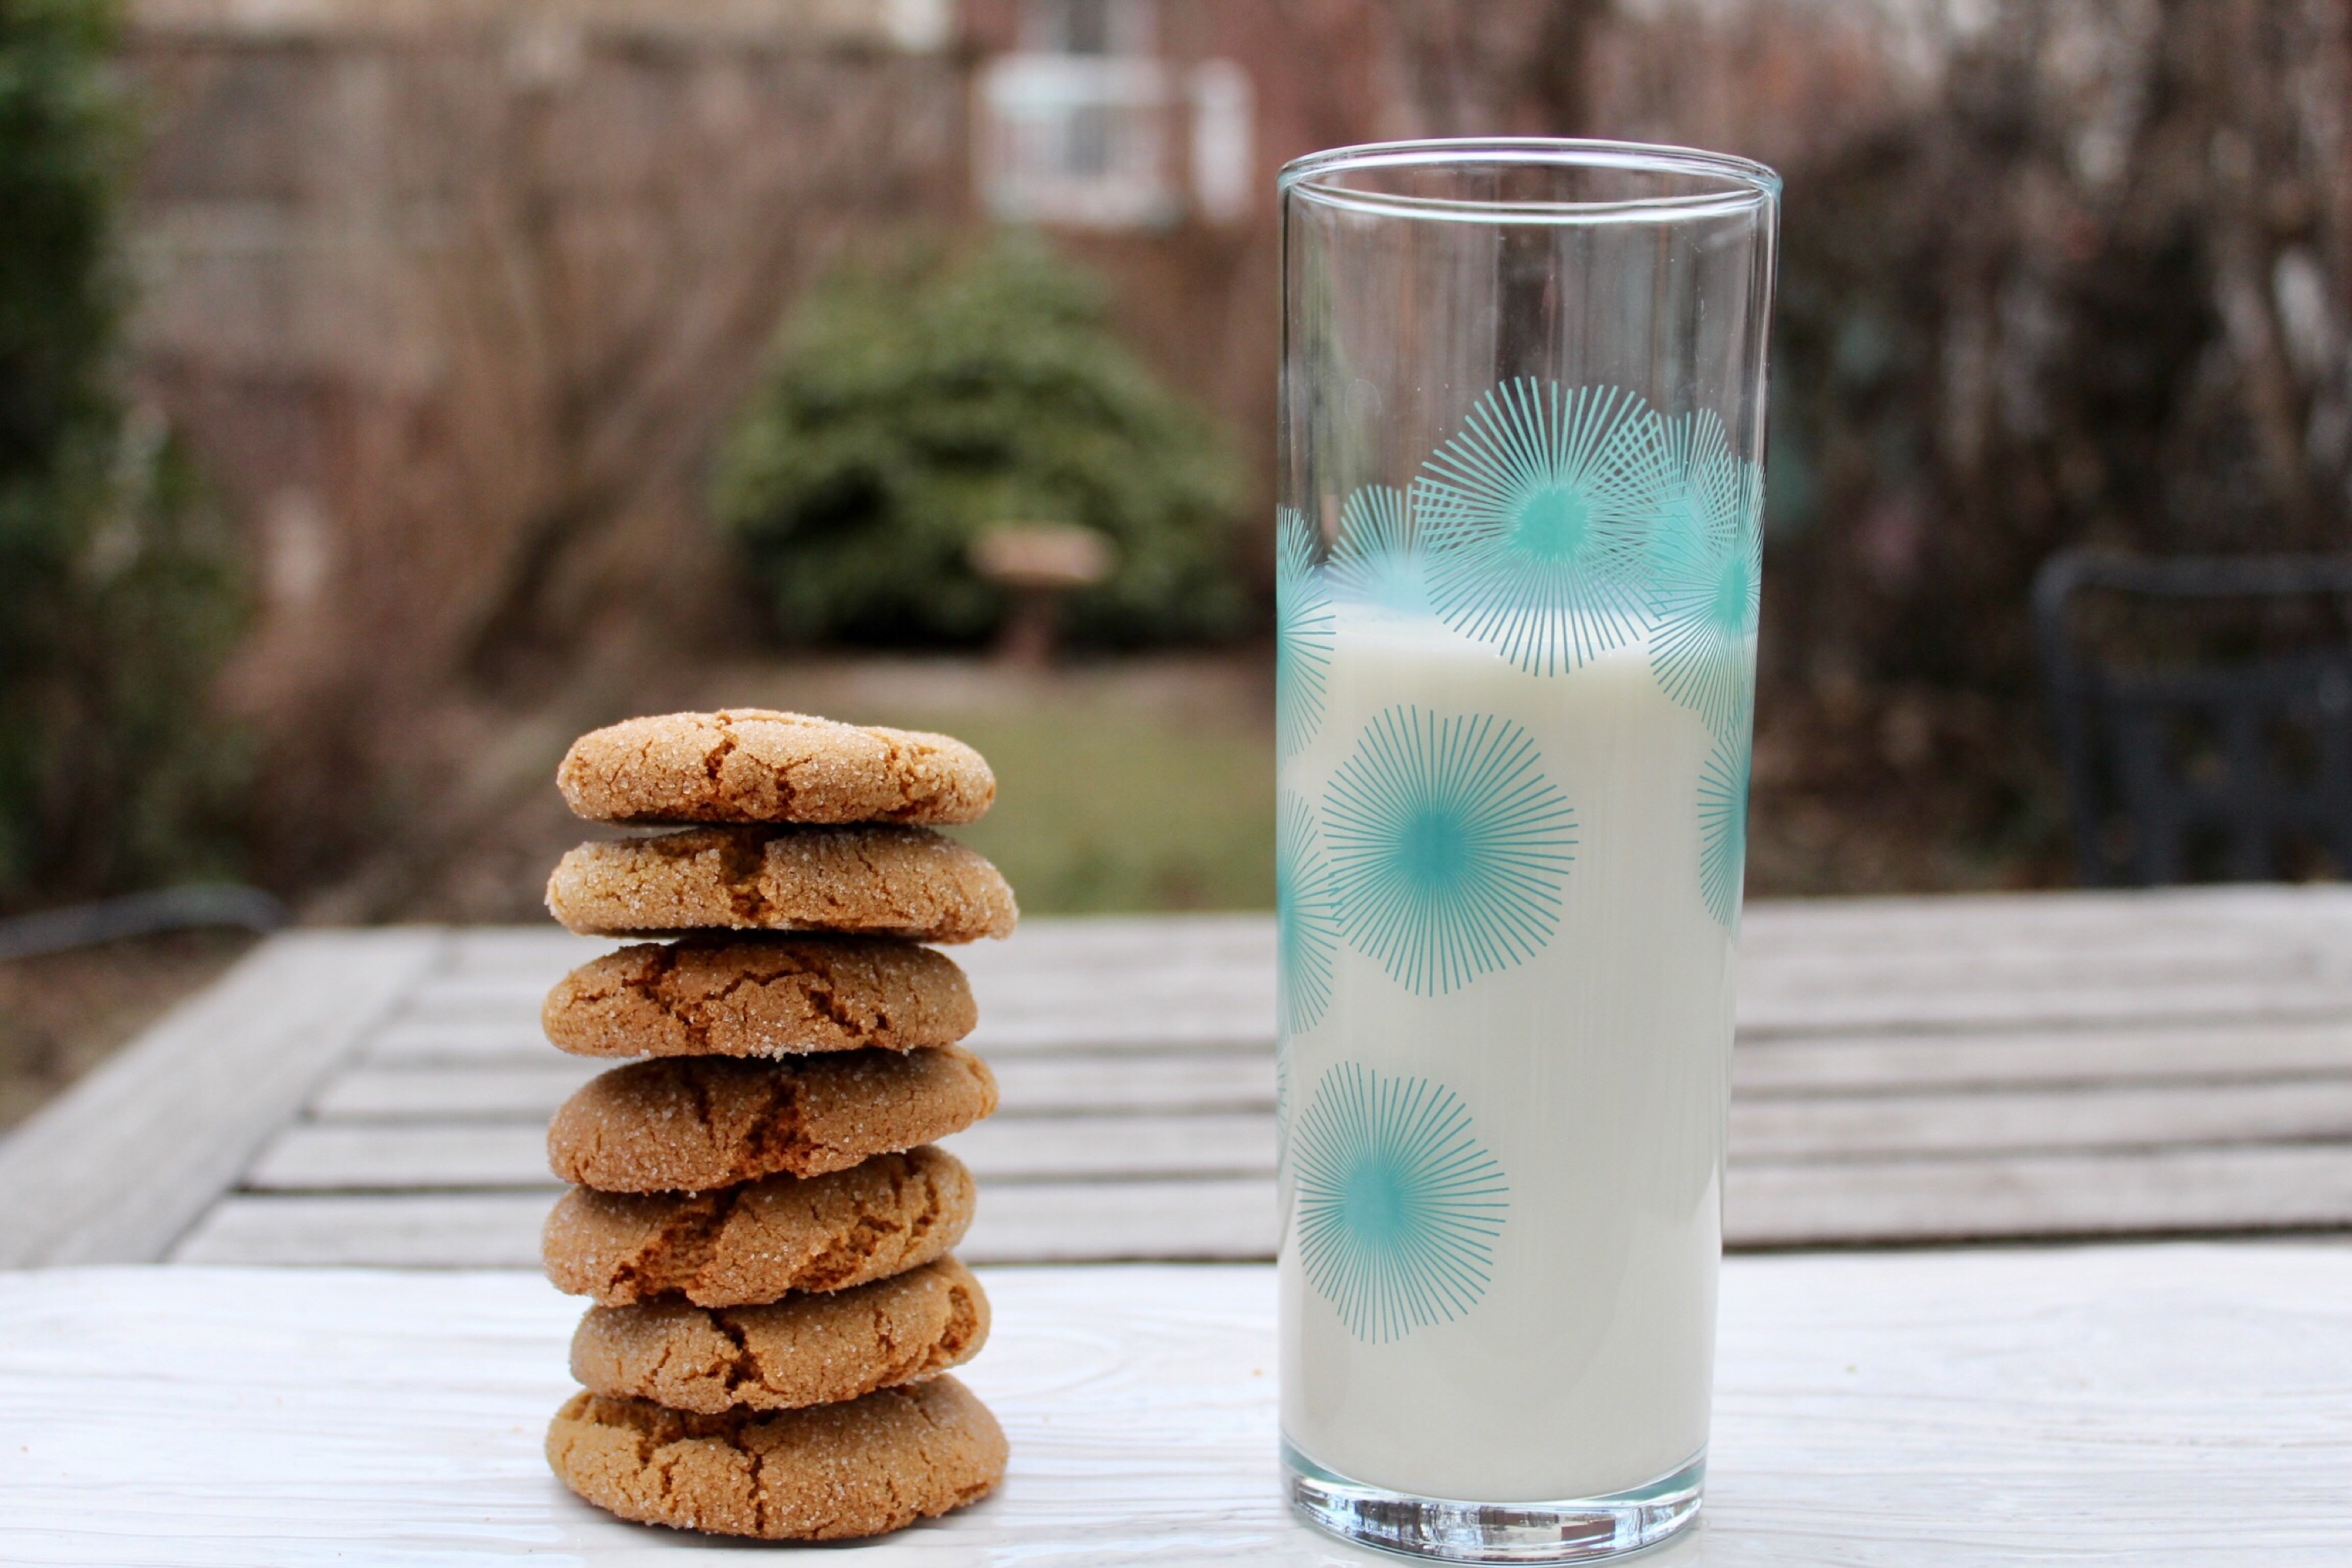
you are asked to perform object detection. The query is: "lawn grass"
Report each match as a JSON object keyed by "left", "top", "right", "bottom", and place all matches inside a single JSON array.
[
  {"left": 929, "top": 708, "right": 1273, "bottom": 913},
  {"left": 710, "top": 655, "right": 1275, "bottom": 915}
]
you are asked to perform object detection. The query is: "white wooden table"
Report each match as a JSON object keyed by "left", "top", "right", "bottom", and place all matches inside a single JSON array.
[
  {"left": 1, "top": 1247, "right": 2347, "bottom": 1564},
  {"left": 3, "top": 889, "right": 2351, "bottom": 1561}
]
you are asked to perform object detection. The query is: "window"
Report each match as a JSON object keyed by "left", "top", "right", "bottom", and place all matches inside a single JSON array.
[{"left": 977, "top": 0, "right": 1254, "bottom": 229}]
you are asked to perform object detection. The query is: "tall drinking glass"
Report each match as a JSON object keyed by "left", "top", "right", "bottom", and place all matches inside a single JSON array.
[{"left": 1274, "top": 140, "right": 1779, "bottom": 1562}]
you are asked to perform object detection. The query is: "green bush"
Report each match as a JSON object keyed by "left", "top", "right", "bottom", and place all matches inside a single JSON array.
[
  {"left": 713, "top": 232, "right": 1245, "bottom": 648},
  {"left": 0, "top": 0, "right": 247, "bottom": 909}
]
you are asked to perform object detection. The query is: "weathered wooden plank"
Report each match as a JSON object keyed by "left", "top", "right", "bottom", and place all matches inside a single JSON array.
[
  {"left": 289, "top": 1065, "right": 2352, "bottom": 1191},
  {"left": 218, "top": 1133, "right": 2352, "bottom": 1261},
  {"left": 967, "top": 1016, "right": 1276, "bottom": 1054},
  {"left": 358, "top": 1018, "right": 1283, "bottom": 1067},
  {"left": 964, "top": 1177, "right": 1276, "bottom": 1262},
  {"left": 949, "top": 913, "right": 1273, "bottom": 973},
  {"left": 310, "top": 1059, "right": 604, "bottom": 1120},
  {"left": 1737, "top": 882, "right": 2352, "bottom": 955},
  {"left": 358, "top": 1020, "right": 549, "bottom": 1065},
  {"left": 1734, "top": 887, "right": 2352, "bottom": 1034},
  {"left": 378, "top": 967, "right": 1279, "bottom": 1058},
  {"left": 5, "top": 1247, "right": 2350, "bottom": 1562},
  {"left": 169, "top": 1177, "right": 1278, "bottom": 1267},
  {"left": 169, "top": 1192, "right": 554, "bottom": 1268},
  {"left": 1732, "top": 1079, "right": 2352, "bottom": 1160},
  {"left": 0, "top": 930, "right": 446, "bottom": 1267},
  {"left": 1737, "top": 974, "right": 2352, "bottom": 1036},
  {"left": 381, "top": 896, "right": 2352, "bottom": 1059},
  {"left": 243, "top": 1125, "right": 554, "bottom": 1191},
  {"left": 343, "top": 892, "right": 2352, "bottom": 1052},
  {"left": 1726, "top": 1143, "right": 2352, "bottom": 1247},
  {"left": 355, "top": 927, "right": 1348, "bottom": 1045},
  {"left": 967, "top": 1051, "right": 1279, "bottom": 1112},
  {"left": 434, "top": 927, "right": 615, "bottom": 976},
  {"left": 314, "top": 1051, "right": 1277, "bottom": 1123},
  {"left": 954, "top": 899, "right": 2352, "bottom": 1042},
  {"left": 340, "top": 1012, "right": 2352, "bottom": 1118},
  {"left": 381, "top": 978, "right": 554, "bottom": 1025},
  {"left": 243, "top": 1112, "right": 1279, "bottom": 1191},
  {"left": 1734, "top": 1019, "right": 2352, "bottom": 1096},
  {"left": 967, "top": 1116, "right": 1274, "bottom": 1182},
  {"left": 405, "top": 913, "right": 1276, "bottom": 1007},
  {"left": 352, "top": 1004, "right": 2352, "bottom": 1086},
  {"left": 318, "top": 1033, "right": 2352, "bottom": 1131}
]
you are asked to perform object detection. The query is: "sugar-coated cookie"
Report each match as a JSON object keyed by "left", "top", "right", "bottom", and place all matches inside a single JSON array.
[
  {"left": 542, "top": 935, "right": 976, "bottom": 1058},
  {"left": 570, "top": 1256, "right": 989, "bottom": 1414},
  {"left": 558, "top": 710, "right": 995, "bottom": 826},
  {"left": 546, "top": 1376, "right": 1005, "bottom": 1540},
  {"left": 542, "top": 1145, "right": 976, "bottom": 1307},
  {"left": 544, "top": 826, "right": 1017, "bottom": 943},
  {"left": 547, "top": 1047, "right": 997, "bottom": 1193}
]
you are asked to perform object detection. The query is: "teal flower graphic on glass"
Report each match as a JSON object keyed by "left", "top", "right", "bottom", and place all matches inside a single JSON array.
[
  {"left": 1697, "top": 728, "right": 1750, "bottom": 928},
  {"left": 1278, "top": 789, "right": 1341, "bottom": 1035},
  {"left": 1646, "top": 412, "right": 1762, "bottom": 739},
  {"left": 1276, "top": 506, "right": 1334, "bottom": 757},
  {"left": 1323, "top": 706, "right": 1578, "bottom": 996},
  {"left": 1328, "top": 484, "right": 1431, "bottom": 619},
  {"left": 1416, "top": 379, "right": 1657, "bottom": 675},
  {"left": 1294, "top": 1062, "right": 1509, "bottom": 1343}
]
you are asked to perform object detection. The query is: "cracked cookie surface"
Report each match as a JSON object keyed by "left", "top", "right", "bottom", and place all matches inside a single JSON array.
[
  {"left": 542, "top": 935, "right": 975, "bottom": 1058},
  {"left": 545, "top": 1376, "right": 1005, "bottom": 1540},
  {"left": 549, "top": 1047, "right": 998, "bottom": 1193},
  {"left": 544, "top": 826, "right": 1017, "bottom": 942},
  {"left": 570, "top": 1256, "right": 989, "bottom": 1414},
  {"left": 559, "top": 710, "right": 995, "bottom": 826},
  {"left": 543, "top": 1145, "right": 977, "bottom": 1307}
]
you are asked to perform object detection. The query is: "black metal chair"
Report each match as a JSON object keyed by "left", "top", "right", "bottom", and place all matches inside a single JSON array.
[{"left": 2032, "top": 550, "right": 2352, "bottom": 887}]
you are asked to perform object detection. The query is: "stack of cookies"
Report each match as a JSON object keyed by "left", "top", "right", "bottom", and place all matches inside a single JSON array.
[{"left": 532, "top": 710, "right": 1019, "bottom": 1541}]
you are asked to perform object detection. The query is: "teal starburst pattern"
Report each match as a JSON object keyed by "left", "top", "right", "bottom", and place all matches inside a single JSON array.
[
  {"left": 1416, "top": 379, "right": 1659, "bottom": 675},
  {"left": 1276, "top": 506, "right": 1334, "bottom": 757},
  {"left": 1697, "top": 728, "right": 1751, "bottom": 928},
  {"left": 1278, "top": 789, "right": 1341, "bottom": 1035},
  {"left": 1294, "top": 1062, "right": 1509, "bottom": 1343},
  {"left": 1323, "top": 706, "right": 1577, "bottom": 996},
  {"left": 1328, "top": 485, "right": 1431, "bottom": 619},
  {"left": 1646, "top": 412, "right": 1762, "bottom": 739}
]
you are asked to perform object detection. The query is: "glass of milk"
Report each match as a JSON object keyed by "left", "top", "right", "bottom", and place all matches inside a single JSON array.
[{"left": 1275, "top": 140, "right": 1779, "bottom": 1561}]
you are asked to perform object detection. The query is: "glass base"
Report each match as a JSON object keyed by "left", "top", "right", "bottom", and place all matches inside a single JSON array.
[{"left": 1284, "top": 1439, "right": 1704, "bottom": 1563}]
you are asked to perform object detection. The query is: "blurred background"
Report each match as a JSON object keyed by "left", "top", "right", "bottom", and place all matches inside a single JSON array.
[{"left": 4, "top": 0, "right": 2349, "bottom": 1119}]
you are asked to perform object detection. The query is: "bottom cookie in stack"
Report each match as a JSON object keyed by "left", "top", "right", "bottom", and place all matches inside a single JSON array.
[
  {"left": 549, "top": 1377, "right": 1005, "bottom": 1541},
  {"left": 548, "top": 1257, "right": 1004, "bottom": 1540}
]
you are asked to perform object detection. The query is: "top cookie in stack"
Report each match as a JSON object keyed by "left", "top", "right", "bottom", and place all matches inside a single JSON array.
[{"left": 538, "top": 710, "right": 1017, "bottom": 1542}]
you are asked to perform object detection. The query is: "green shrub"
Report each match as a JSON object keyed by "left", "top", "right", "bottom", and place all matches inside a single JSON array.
[
  {"left": 713, "top": 232, "right": 1245, "bottom": 648},
  {"left": 0, "top": 0, "right": 247, "bottom": 908}
]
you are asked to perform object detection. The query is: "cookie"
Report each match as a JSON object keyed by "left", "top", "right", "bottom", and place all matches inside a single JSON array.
[
  {"left": 543, "top": 1145, "right": 976, "bottom": 1307},
  {"left": 544, "top": 826, "right": 1017, "bottom": 943},
  {"left": 546, "top": 1376, "right": 1005, "bottom": 1540},
  {"left": 557, "top": 710, "right": 995, "bottom": 826},
  {"left": 548, "top": 1047, "right": 998, "bottom": 1193},
  {"left": 542, "top": 935, "right": 975, "bottom": 1059},
  {"left": 570, "top": 1256, "right": 989, "bottom": 1414}
]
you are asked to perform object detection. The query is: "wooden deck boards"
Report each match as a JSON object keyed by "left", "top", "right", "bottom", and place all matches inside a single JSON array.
[{"left": 6, "top": 889, "right": 2352, "bottom": 1268}]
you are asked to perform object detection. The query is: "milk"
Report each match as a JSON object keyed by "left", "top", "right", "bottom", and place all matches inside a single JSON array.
[{"left": 1277, "top": 593, "right": 1743, "bottom": 1504}]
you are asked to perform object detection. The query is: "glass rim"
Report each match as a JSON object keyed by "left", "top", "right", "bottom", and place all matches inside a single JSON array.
[{"left": 1278, "top": 137, "right": 1780, "bottom": 224}]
